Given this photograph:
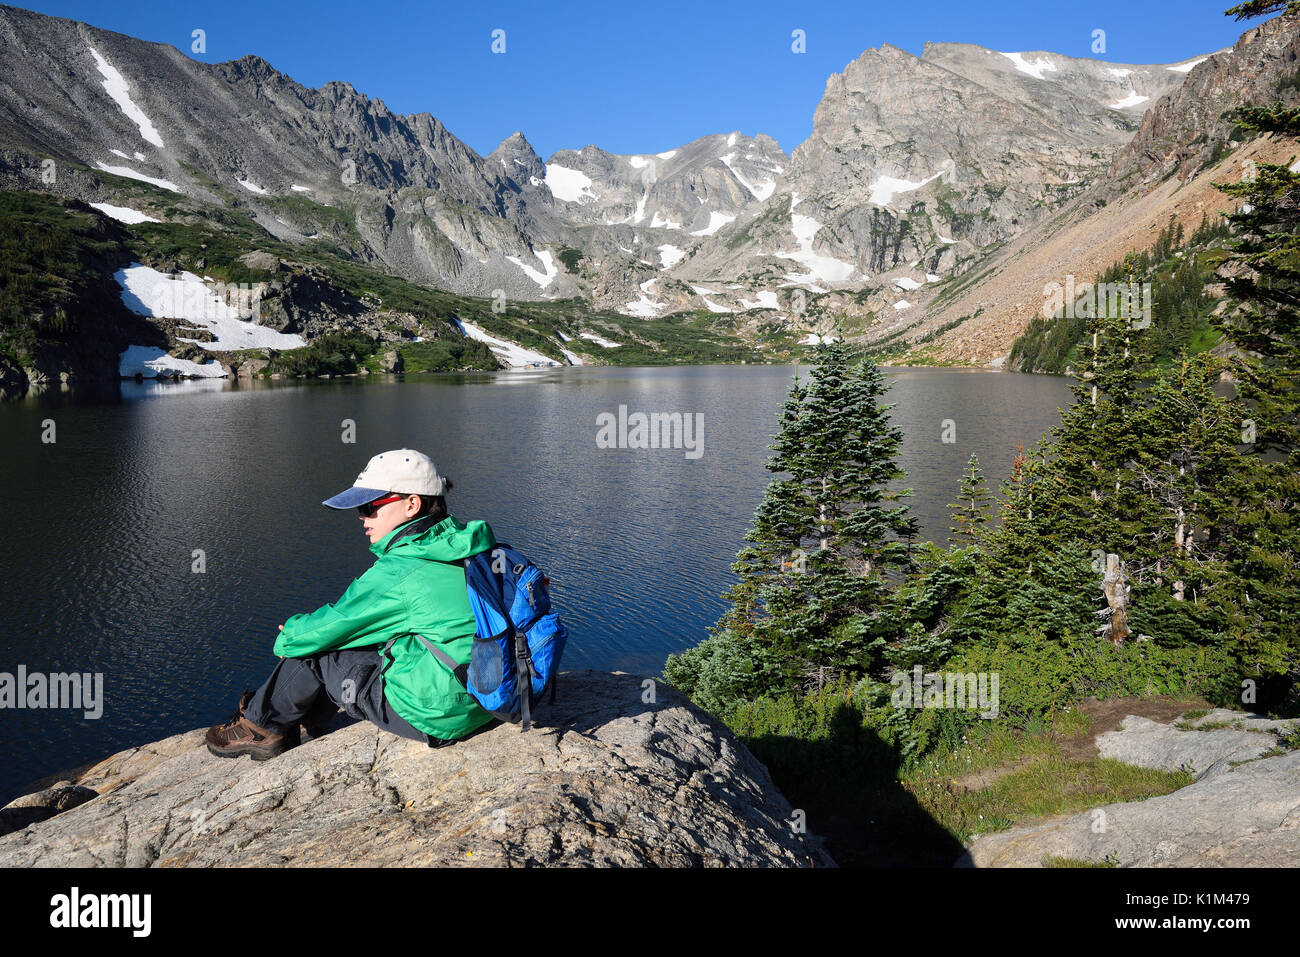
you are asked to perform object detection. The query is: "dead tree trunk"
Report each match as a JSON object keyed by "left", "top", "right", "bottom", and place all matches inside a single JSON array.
[{"left": 1100, "top": 553, "right": 1130, "bottom": 647}]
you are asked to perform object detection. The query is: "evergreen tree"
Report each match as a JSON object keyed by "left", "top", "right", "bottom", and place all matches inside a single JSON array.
[
  {"left": 664, "top": 340, "right": 919, "bottom": 712},
  {"left": 948, "top": 453, "right": 992, "bottom": 545},
  {"left": 1207, "top": 72, "right": 1300, "bottom": 683}
]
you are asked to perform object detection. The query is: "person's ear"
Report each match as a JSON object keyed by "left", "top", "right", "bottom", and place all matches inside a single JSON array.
[{"left": 405, "top": 494, "right": 420, "bottom": 516}]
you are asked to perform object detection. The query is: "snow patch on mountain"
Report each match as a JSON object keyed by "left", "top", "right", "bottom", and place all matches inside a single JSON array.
[
  {"left": 658, "top": 244, "right": 685, "bottom": 269},
  {"left": 773, "top": 206, "right": 857, "bottom": 284},
  {"left": 739, "top": 291, "right": 778, "bottom": 310},
  {"left": 238, "top": 178, "right": 268, "bottom": 194},
  {"left": 115, "top": 264, "right": 305, "bottom": 350},
  {"left": 95, "top": 161, "right": 179, "bottom": 193},
  {"left": 622, "top": 294, "right": 664, "bottom": 317},
  {"left": 1168, "top": 57, "right": 1208, "bottom": 73},
  {"left": 506, "top": 250, "right": 559, "bottom": 288},
  {"left": 91, "top": 203, "right": 159, "bottom": 224},
  {"left": 868, "top": 168, "right": 946, "bottom": 207},
  {"left": 999, "top": 51, "right": 1058, "bottom": 81},
  {"left": 119, "top": 345, "right": 226, "bottom": 379},
  {"left": 544, "top": 164, "right": 598, "bottom": 203},
  {"left": 1109, "top": 90, "right": 1149, "bottom": 110},
  {"left": 88, "top": 45, "right": 164, "bottom": 148},
  {"left": 580, "top": 332, "right": 622, "bottom": 348},
  {"left": 720, "top": 153, "right": 776, "bottom": 201},
  {"left": 689, "top": 210, "right": 735, "bottom": 236},
  {"left": 452, "top": 317, "right": 559, "bottom": 367}
]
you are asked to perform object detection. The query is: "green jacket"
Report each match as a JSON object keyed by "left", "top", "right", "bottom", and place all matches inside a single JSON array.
[{"left": 273, "top": 514, "right": 498, "bottom": 740}]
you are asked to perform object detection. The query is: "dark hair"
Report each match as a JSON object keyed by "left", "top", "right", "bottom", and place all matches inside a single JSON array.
[{"left": 413, "top": 477, "right": 453, "bottom": 522}]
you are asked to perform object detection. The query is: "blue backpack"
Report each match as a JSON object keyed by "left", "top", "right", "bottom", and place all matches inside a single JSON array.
[{"left": 416, "top": 544, "right": 567, "bottom": 732}]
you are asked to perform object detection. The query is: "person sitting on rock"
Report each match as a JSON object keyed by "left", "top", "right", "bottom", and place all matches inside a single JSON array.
[{"left": 206, "top": 448, "right": 498, "bottom": 760}]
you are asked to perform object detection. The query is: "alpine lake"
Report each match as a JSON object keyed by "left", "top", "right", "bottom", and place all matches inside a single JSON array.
[{"left": 0, "top": 364, "right": 1074, "bottom": 801}]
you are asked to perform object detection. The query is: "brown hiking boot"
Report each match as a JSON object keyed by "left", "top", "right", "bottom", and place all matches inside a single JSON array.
[{"left": 206, "top": 691, "right": 290, "bottom": 760}]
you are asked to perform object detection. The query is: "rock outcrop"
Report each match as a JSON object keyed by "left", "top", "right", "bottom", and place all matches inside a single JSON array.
[
  {"left": 959, "top": 709, "right": 1300, "bottom": 867},
  {"left": 0, "top": 671, "right": 834, "bottom": 867}
]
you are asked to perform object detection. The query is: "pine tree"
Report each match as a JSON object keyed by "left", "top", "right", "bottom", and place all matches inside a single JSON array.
[
  {"left": 664, "top": 340, "right": 919, "bottom": 711},
  {"left": 948, "top": 453, "right": 992, "bottom": 545},
  {"left": 1207, "top": 79, "right": 1300, "bottom": 683}
]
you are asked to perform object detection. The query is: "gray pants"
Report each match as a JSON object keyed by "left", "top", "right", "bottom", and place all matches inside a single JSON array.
[{"left": 242, "top": 647, "right": 445, "bottom": 746}]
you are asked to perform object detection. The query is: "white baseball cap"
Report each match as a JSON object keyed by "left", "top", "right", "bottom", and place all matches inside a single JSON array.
[{"left": 322, "top": 448, "right": 448, "bottom": 509}]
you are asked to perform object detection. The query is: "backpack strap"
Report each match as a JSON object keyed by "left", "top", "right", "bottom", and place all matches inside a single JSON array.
[
  {"left": 515, "top": 628, "right": 532, "bottom": 732},
  {"left": 412, "top": 633, "right": 470, "bottom": 689}
]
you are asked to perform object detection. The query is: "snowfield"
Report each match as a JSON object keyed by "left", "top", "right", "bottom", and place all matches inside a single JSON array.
[
  {"left": 739, "top": 291, "right": 779, "bottom": 311},
  {"left": 720, "top": 152, "right": 776, "bottom": 201},
  {"left": 579, "top": 332, "right": 622, "bottom": 348},
  {"left": 658, "top": 244, "right": 685, "bottom": 269},
  {"left": 544, "top": 164, "right": 598, "bottom": 203},
  {"left": 115, "top": 263, "right": 306, "bottom": 350},
  {"left": 451, "top": 317, "right": 560, "bottom": 367},
  {"left": 506, "top": 250, "right": 559, "bottom": 288},
  {"left": 119, "top": 345, "right": 226, "bottom": 379},
  {"left": 1109, "top": 90, "right": 1150, "bottom": 110},
  {"left": 689, "top": 210, "right": 736, "bottom": 236},
  {"left": 868, "top": 169, "right": 946, "bottom": 207},
  {"left": 622, "top": 294, "right": 664, "bottom": 317},
  {"left": 90, "top": 203, "right": 159, "bottom": 224},
  {"left": 773, "top": 200, "right": 857, "bottom": 284},
  {"left": 95, "top": 162, "right": 180, "bottom": 193},
  {"left": 999, "top": 51, "right": 1058, "bottom": 81},
  {"left": 88, "top": 45, "right": 164, "bottom": 148}
]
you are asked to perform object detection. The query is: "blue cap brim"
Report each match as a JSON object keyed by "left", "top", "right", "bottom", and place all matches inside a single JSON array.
[{"left": 322, "top": 486, "right": 390, "bottom": 509}]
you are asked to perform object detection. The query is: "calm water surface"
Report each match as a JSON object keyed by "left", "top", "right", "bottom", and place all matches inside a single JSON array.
[{"left": 0, "top": 365, "right": 1073, "bottom": 800}]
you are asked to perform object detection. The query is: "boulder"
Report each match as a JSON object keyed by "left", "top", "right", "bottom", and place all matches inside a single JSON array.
[
  {"left": 959, "top": 749, "right": 1300, "bottom": 867},
  {"left": 0, "top": 671, "right": 833, "bottom": 867},
  {"left": 0, "top": 782, "right": 97, "bottom": 838},
  {"left": 168, "top": 342, "right": 207, "bottom": 362},
  {"left": 378, "top": 349, "right": 403, "bottom": 373},
  {"left": 959, "top": 710, "right": 1300, "bottom": 867},
  {"left": 1096, "top": 713, "right": 1296, "bottom": 777},
  {"left": 236, "top": 358, "right": 270, "bottom": 378},
  {"left": 237, "top": 250, "right": 281, "bottom": 273}
]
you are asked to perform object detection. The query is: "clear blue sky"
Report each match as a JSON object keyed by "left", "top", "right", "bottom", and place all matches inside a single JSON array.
[{"left": 16, "top": 0, "right": 1264, "bottom": 160}]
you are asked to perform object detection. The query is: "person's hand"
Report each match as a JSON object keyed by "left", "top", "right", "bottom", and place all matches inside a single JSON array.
[{"left": 278, "top": 624, "right": 284, "bottom": 632}]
